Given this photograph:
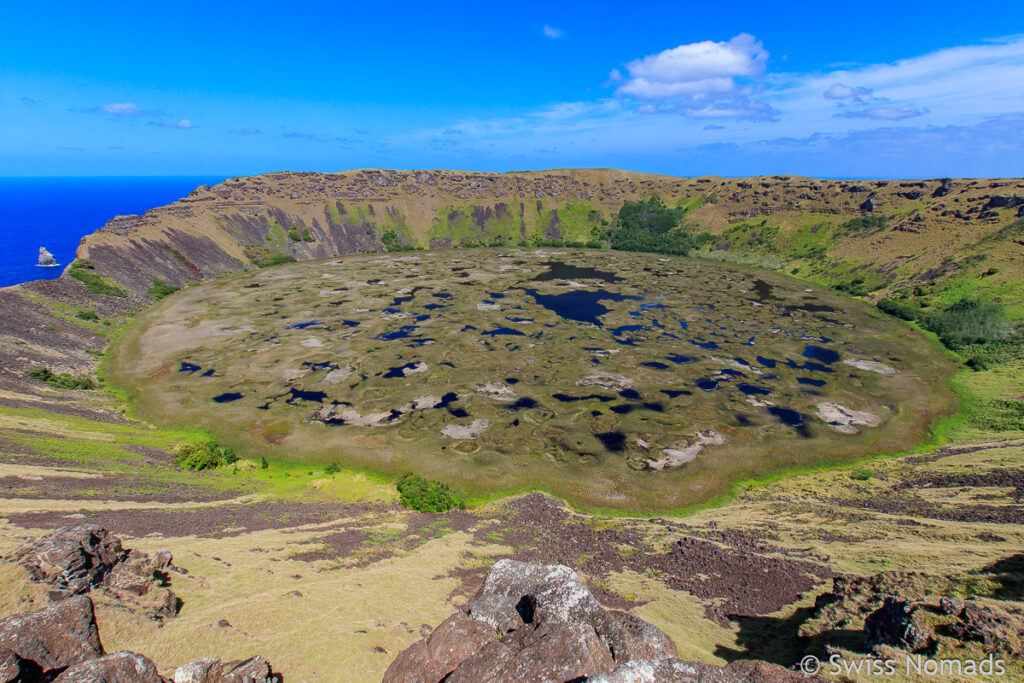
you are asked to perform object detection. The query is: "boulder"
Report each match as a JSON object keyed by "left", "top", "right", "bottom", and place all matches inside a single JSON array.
[
  {"left": 7, "top": 525, "right": 125, "bottom": 593},
  {"left": 0, "top": 595, "right": 104, "bottom": 677},
  {"left": 52, "top": 651, "right": 165, "bottom": 682},
  {"left": 864, "top": 597, "right": 932, "bottom": 652},
  {"left": 221, "top": 656, "right": 276, "bottom": 682},
  {"left": 173, "top": 657, "right": 223, "bottom": 683},
  {"left": 947, "top": 601, "right": 1014, "bottom": 652},
  {"left": 384, "top": 560, "right": 686, "bottom": 683}
]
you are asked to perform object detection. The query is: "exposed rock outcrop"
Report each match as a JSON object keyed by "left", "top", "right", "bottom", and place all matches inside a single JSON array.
[
  {"left": 37, "top": 247, "right": 58, "bottom": 267},
  {"left": 0, "top": 595, "right": 103, "bottom": 679},
  {"left": 7, "top": 525, "right": 183, "bottom": 622},
  {"left": 383, "top": 560, "right": 815, "bottom": 683},
  {"left": 864, "top": 597, "right": 933, "bottom": 652}
]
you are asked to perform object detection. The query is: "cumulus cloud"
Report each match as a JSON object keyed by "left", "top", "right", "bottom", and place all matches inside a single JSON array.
[
  {"left": 619, "top": 33, "right": 768, "bottom": 99},
  {"left": 835, "top": 105, "right": 928, "bottom": 120},
  {"left": 542, "top": 24, "right": 563, "bottom": 39},
  {"left": 617, "top": 33, "right": 775, "bottom": 120}
]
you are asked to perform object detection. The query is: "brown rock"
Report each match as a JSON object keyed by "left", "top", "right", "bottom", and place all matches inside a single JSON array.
[
  {"left": 864, "top": 597, "right": 932, "bottom": 652},
  {"left": 172, "top": 657, "right": 223, "bottom": 683},
  {"left": 52, "top": 651, "right": 165, "bottom": 682},
  {"left": 221, "top": 655, "right": 276, "bottom": 682},
  {"left": 7, "top": 525, "right": 125, "bottom": 593},
  {"left": 0, "top": 649, "right": 24, "bottom": 683},
  {"left": 0, "top": 595, "right": 104, "bottom": 677}
]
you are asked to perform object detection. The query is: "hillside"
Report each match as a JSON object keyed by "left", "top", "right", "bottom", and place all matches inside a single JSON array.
[{"left": 68, "top": 169, "right": 1024, "bottom": 315}]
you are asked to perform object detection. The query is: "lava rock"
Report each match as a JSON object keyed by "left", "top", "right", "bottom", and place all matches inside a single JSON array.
[
  {"left": 53, "top": 651, "right": 165, "bottom": 682},
  {"left": 0, "top": 595, "right": 104, "bottom": 678},
  {"left": 864, "top": 597, "right": 932, "bottom": 652},
  {"left": 7, "top": 525, "right": 126, "bottom": 594},
  {"left": 948, "top": 601, "right": 1013, "bottom": 652}
]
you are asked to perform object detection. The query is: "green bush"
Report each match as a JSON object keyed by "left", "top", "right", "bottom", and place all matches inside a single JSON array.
[
  {"left": 970, "top": 399, "right": 1024, "bottom": 432},
  {"left": 925, "top": 299, "right": 1015, "bottom": 349},
  {"left": 288, "top": 228, "right": 301, "bottom": 242},
  {"left": 396, "top": 473, "right": 463, "bottom": 512},
  {"left": 849, "top": 468, "right": 874, "bottom": 481},
  {"left": 67, "top": 260, "right": 128, "bottom": 297},
  {"left": 877, "top": 298, "right": 920, "bottom": 321},
  {"left": 260, "top": 456, "right": 269, "bottom": 469},
  {"left": 244, "top": 247, "right": 298, "bottom": 267},
  {"left": 302, "top": 228, "right": 314, "bottom": 242},
  {"left": 25, "top": 366, "right": 95, "bottom": 390},
  {"left": 174, "top": 439, "right": 238, "bottom": 471},
  {"left": 608, "top": 196, "right": 713, "bottom": 256},
  {"left": 324, "top": 462, "right": 341, "bottom": 475},
  {"left": 147, "top": 279, "right": 180, "bottom": 300},
  {"left": 75, "top": 309, "right": 99, "bottom": 321}
]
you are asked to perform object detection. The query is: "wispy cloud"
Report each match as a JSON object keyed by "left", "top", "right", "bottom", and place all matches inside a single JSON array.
[
  {"left": 229, "top": 127, "right": 261, "bottom": 135},
  {"left": 823, "top": 83, "right": 882, "bottom": 103},
  {"left": 81, "top": 102, "right": 164, "bottom": 117},
  {"left": 542, "top": 24, "right": 563, "bottom": 39},
  {"left": 149, "top": 119, "right": 195, "bottom": 128},
  {"left": 19, "top": 96, "right": 46, "bottom": 106},
  {"left": 282, "top": 131, "right": 352, "bottom": 143},
  {"left": 835, "top": 105, "right": 927, "bottom": 120}
]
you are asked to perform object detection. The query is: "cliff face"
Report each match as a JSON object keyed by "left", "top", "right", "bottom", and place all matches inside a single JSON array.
[{"left": 70, "top": 169, "right": 1024, "bottom": 310}]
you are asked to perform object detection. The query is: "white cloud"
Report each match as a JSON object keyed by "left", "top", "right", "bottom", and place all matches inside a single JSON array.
[
  {"left": 542, "top": 24, "right": 563, "bottom": 39},
  {"left": 619, "top": 33, "right": 768, "bottom": 99},
  {"left": 823, "top": 83, "right": 878, "bottom": 102},
  {"left": 836, "top": 105, "right": 928, "bottom": 120},
  {"left": 81, "top": 102, "right": 165, "bottom": 117}
]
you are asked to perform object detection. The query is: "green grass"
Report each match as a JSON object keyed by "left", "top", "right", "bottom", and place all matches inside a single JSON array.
[
  {"left": 147, "top": 279, "right": 181, "bottom": 300},
  {"left": 68, "top": 259, "right": 128, "bottom": 297}
]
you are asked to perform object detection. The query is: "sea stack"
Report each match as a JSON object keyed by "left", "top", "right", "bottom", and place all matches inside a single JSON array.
[{"left": 37, "top": 246, "right": 58, "bottom": 267}]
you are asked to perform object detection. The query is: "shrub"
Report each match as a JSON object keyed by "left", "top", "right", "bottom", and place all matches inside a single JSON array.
[
  {"left": 25, "top": 367, "right": 95, "bottom": 390},
  {"left": 396, "top": 473, "right": 462, "bottom": 512},
  {"left": 838, "top": 215, "right": 888, "bottom": 233},
  {"left": 850, "top": 468, "right": 874, "bottom": 481},
  {"left": 924, "top": 299, "right": 1014, "bottom": 349},
  {"left": 608, "top": 196, "right": 713, "bottom": 256},
  {"left": 288, "top": 228, "right": 301, "bottom": 242},
  {"left": 302, "top": 228, "right": 314, "bottom": 242},
  {"left": 147, "top": 279, "right": 180, "bottom": 300},
  {"left": 67, "top": 260, "right": 128, "bottom": 297},
  {"left": 324, "top": 462, "right": 341, "bottom": 475},
  {"left": 260, "top": 456, "right": 269, "bottom": 469},
  {"left": 244, "top": 247, "right": 298, "bottom": 267},
  {"left": 75, "top": 309, "right": 99, "bottom": 321},
  {"left": 971, "top": 399, "right": 1024, "bottom": 432},
  {"left": 174, "top": 440, "right": 238, "bottom": 471},
  {"left": 877, "top": 298, "right": 919, "bottom": 322}
]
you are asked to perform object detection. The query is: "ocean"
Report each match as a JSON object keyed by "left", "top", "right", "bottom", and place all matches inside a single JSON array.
[{"left": 0, "top": 177, "right": 226, "bottom": 288}]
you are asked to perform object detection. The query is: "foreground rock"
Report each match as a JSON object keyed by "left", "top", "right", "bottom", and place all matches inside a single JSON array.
[
  {"left": 0, "top": 594, "right": 278, "bottom": 682},
  {"left": 0, "top": 595, "right": 103, "bottom": 678},
  {"left": 383, "top": 560, "right": 815, "bottom": 683},
  {"left": 7, "top": 525, "right": 183, "bottom": 622}
]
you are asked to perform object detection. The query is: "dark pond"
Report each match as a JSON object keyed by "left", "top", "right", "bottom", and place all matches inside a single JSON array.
[
  {"left": 619, "top": 388, "right": 641, "bottom": 400},
  {"left": 797, "top": 378, "right": 826, "bottom": 387},
  {"left": 641, "top": 361, "right": 670, "bottom": 370},
  {"left": 286, "top": 388, "right": 327, "bottom": 403},
  {"left": 738, "top": 384, "right": 770, "bottom": 396},
  {"left": 596, "top": 431, "right": 627, "bottom": 452},
  {"left": 531, "top": 261, "right": 623, "bottom": 284},
  {"left": 610, "top": 404, "right": 634, "bottom": 414},
  {"left": 665, "top": 354, "right": 695, "bottom": 364},
  {"left": 201, "top": 369, "right": 215, "bottom": 377},
  {"left": 522, "top": 288, "right": 643, "bottom": 326},
  {"left": 505, "top": 377, "right": 519, "bottom": 384},
  {"left": 696, "top": 378, "right": 720, "bottom": 391},
  {"left": 378, "top": 326, "right": 418, "bottom": 341},
  {"left": 767, "top": 406, "right": 809, "bottom": 436},
  {"left": 690, "top": 339, "right": 719, "bottom": 350},
  {"left": 384, "top": 362, "right": 423, "bottom": 378},
  {"left": 286, "top": 321, "right": 325, "bottom": 330},
  {"left": 661, "top": 389, "right": 692, "bottom": 398},
  {"left": 552, "top": 393, "right": 615, "bottom": 403},
  {"left": 756, "top": 356, "right": 777, "bottom": 368},
  {"left": 803, "top": 345, "right": 841, "bottom": 364},
  {"left": 508, "top": 397, "right": 538, "bottom": 410},
  {"left": 212, "top": 392, "right": 243, "bottom": 403},
  {"left": 180, "top": 362, "right": 201, "bottom": 373},
  {"left": 482, "top": 327, "right": 526, "bottom": 336}
]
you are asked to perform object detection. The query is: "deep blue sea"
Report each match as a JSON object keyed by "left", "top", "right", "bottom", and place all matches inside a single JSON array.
[{"left": 0, "top": 177, "right": 225, "bottom": 288}]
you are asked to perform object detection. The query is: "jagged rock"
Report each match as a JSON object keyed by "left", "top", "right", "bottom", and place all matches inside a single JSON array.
[
  {"left": 0, "top": 595, "right": 104, "bottom": 677},
  {"left": 587, "top": 658, "right": 816, "bottom": 682},
  {"left": 384, "top": 560, "right": 685, "bottom": 683},
  {"left": 221, "top": 656, "right": 276, "bottom": 682},
  {"left": 947, "top": 601, "right": 1014, "bottom": 652},
  {"left": 864, "top": 597, "right": 932, "bottom": 652},
  {"left": 173, "top": 657, "right": 223, "bottom": 683},
  {"left": 0, "top": 649, "right": 25, "bottom": 683},
  {"left": 7, "top": 525, "right": 126, "bottom": 593},
  {"left": 859, "top": 198, "right": 875, "bottom": 212},
  {"left": 53, "top": 651, "right": 165, "bottom": 682},
  {"left": 38, "top": 247, "right": 58, "bottom": 267}
]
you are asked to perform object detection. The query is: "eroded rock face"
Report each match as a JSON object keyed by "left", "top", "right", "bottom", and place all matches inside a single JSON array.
[
  {"left": 7, "top": 524, "right": 125, "bottom": 594},
  {"left": 864, "top": 597, "right": 933, "bottom": 652},
  {"left": 53, "top": 651, "right": 165, "bottom": 682},
  {"left": 383, "top": 560, "right": 816, "bottom": 683},
  {"left": 0, "top": 595, "right": 104, "bottom": 677}
]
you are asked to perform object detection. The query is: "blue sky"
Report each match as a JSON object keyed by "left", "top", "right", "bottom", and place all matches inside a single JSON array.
[{"left": 2, "top": 1, "right": 1023, "bottom": 178}]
